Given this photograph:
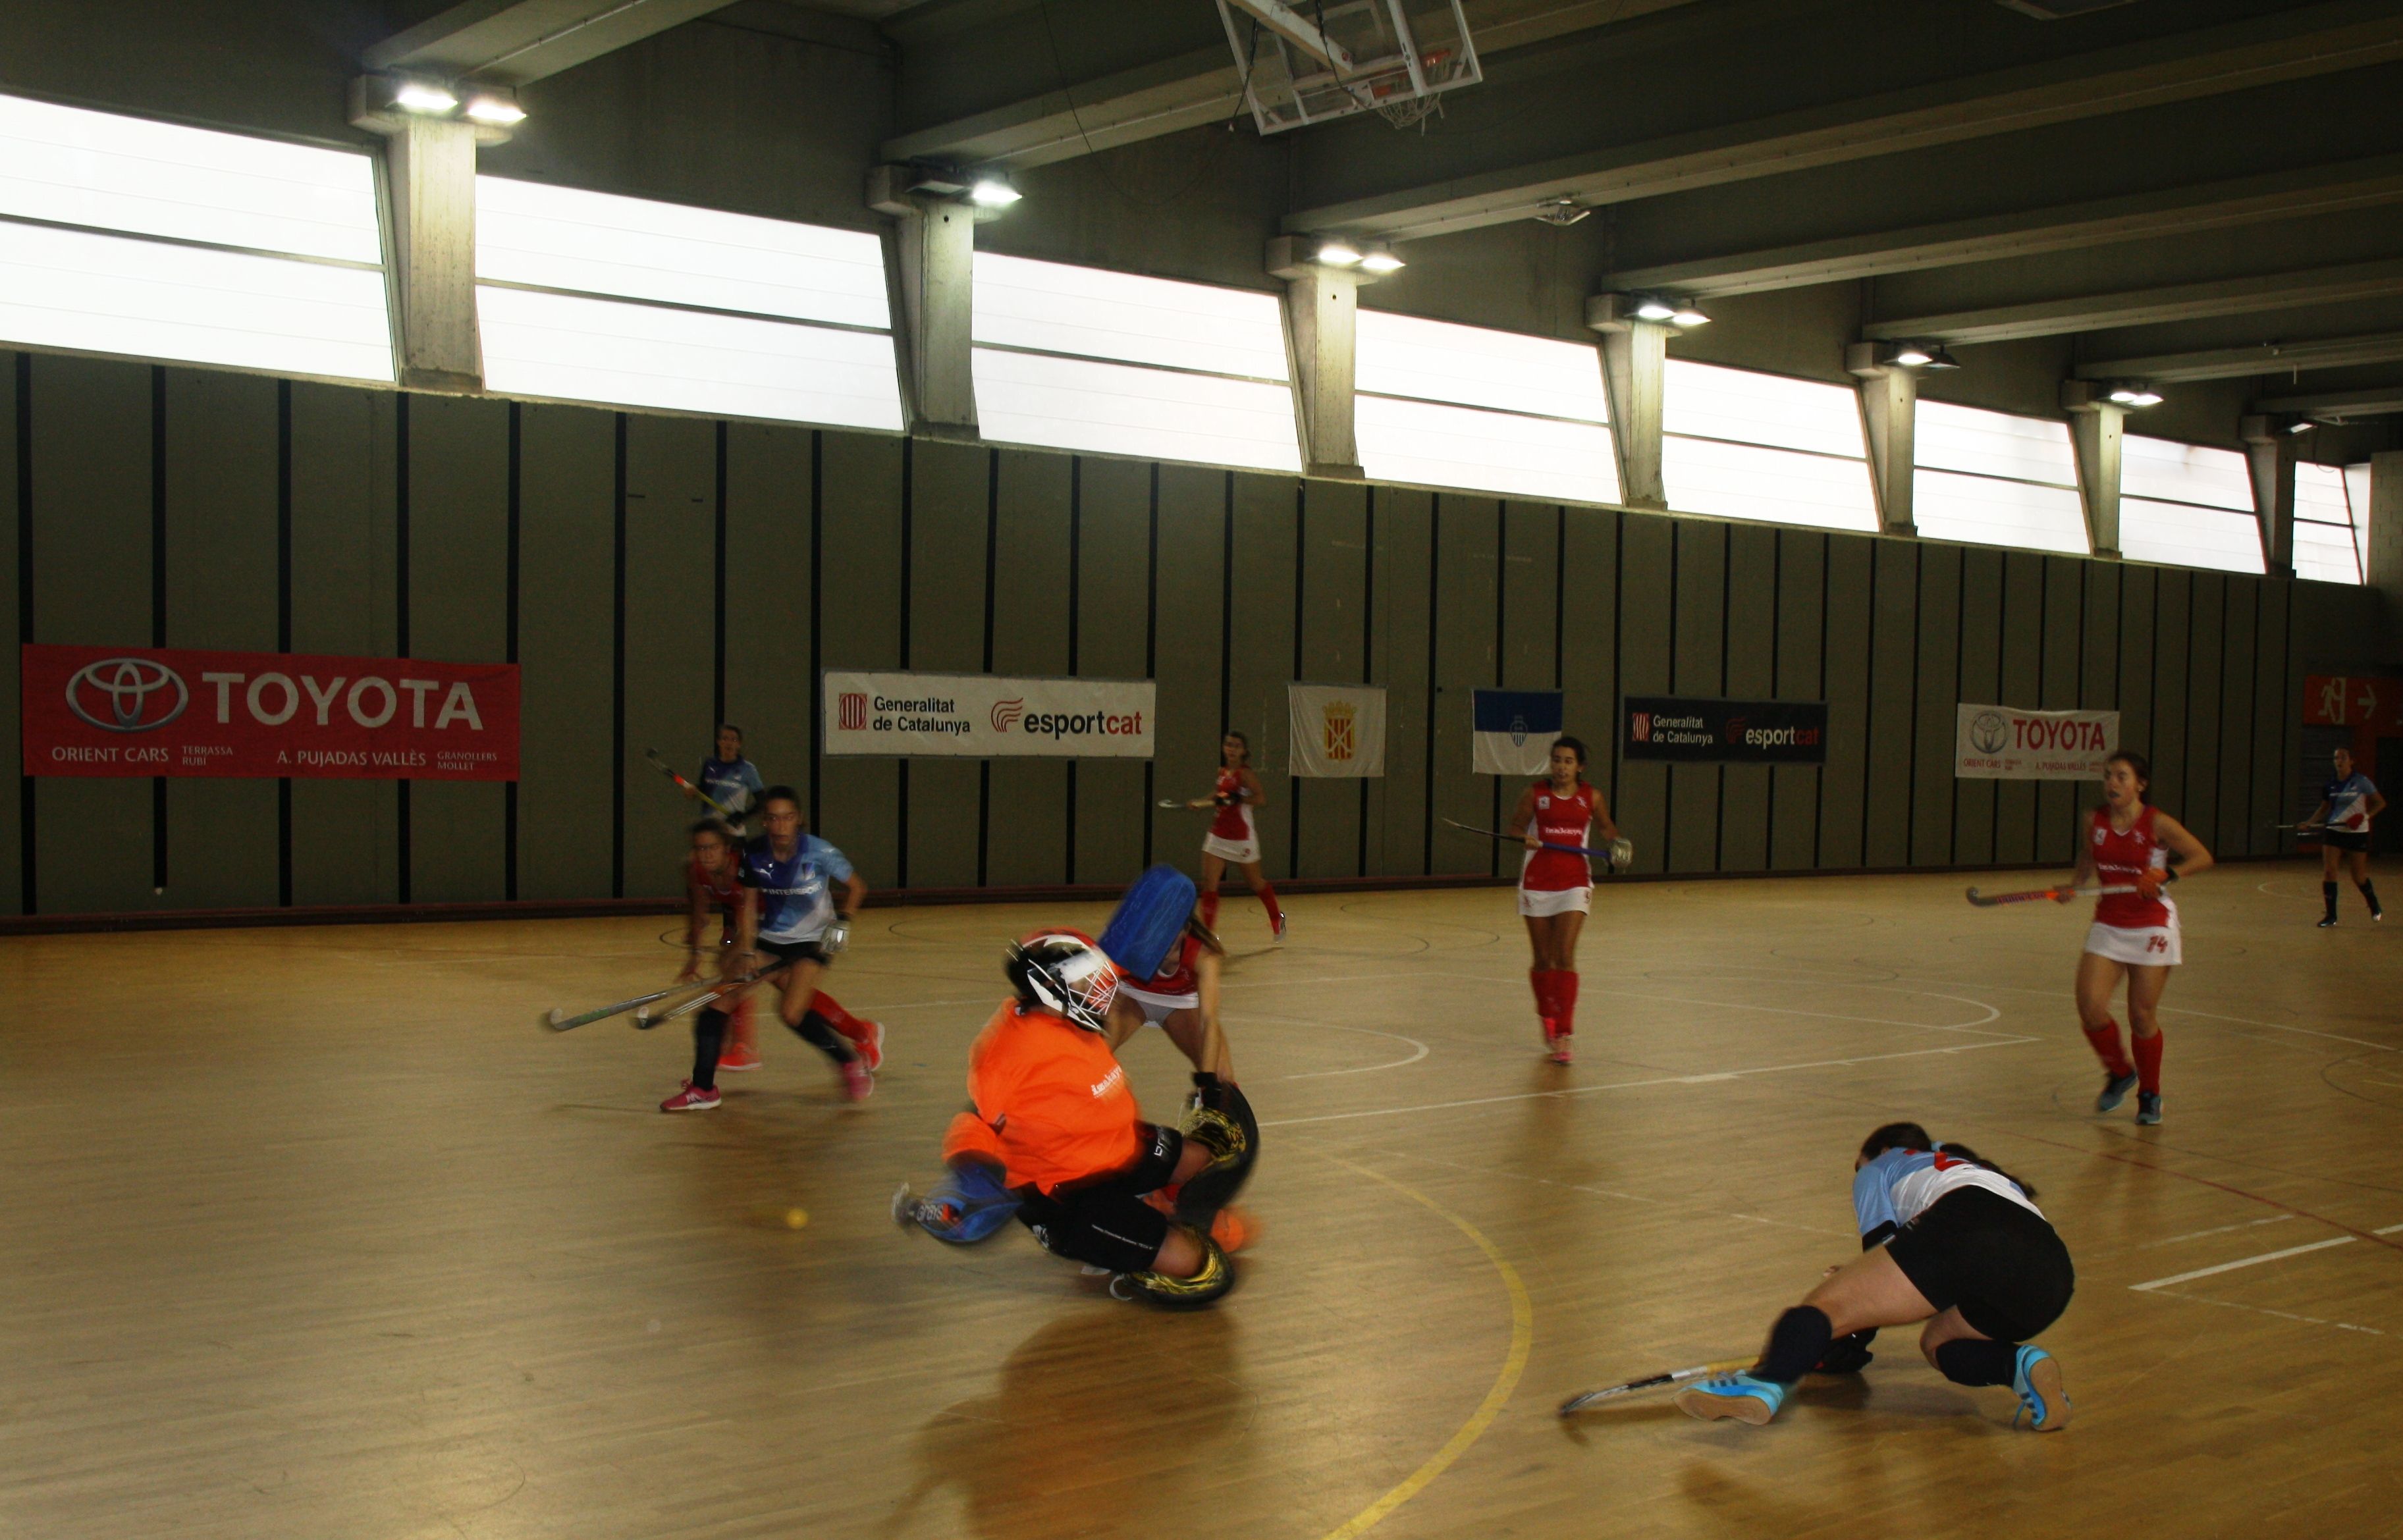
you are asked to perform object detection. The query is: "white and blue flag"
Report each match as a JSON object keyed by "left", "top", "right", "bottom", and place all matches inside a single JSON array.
[{"left": 1472, "top": 689, "right": 1563, "bottom": 776}]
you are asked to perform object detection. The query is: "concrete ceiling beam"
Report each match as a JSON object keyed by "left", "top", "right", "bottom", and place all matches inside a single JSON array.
[
  {"left": 1865, "top": 257, "right": 2403, "bottom": 345},
  {"left": 1606, "top": 155, "right": 2403, "bottom": 299},
  {"left": 2078, "top": 331, "right": 2403, "bottom": 384},
  {"left": 364, "top": 0, "right": 736, "bottom": 86},
  {"left": 1282, "top": 2, "right": 2403, "bottom": 242},
  {"left": 2250, "top": 386, "right": 2403, "bottom": 419}
]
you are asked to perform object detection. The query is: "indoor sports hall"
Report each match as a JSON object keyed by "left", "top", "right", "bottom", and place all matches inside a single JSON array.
[{"left": 2, "top": 3, "right": 2400, "bottom": 1537}]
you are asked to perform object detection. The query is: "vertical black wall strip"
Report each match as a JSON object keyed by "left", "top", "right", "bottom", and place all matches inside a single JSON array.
[
  {"left": 1990, "top": 562, "right": 2007, "bottom": 858},
  {"left": 896, "top": 437, "right": 913, "bottom": 889},
  {"left": 979, "top": 448, "right": 998, "bottom": 888},
  {"left": 395, "top": 392, "right": 413, "bottom": 905},
  {"left": 1814, "top": 533, "right": 1829, "bottom": 868},
  {"left": 1663, "top": 524, "right": 1679, "bottom": 866},
  {"left": 2033, "top": 557, "right": 2051, "bottom": 856},
  {"left": 149, "top": 367, "right": 167, "bottom": 895},
  {"left": 1857, "top": 542, "right": 1876, "bottom": 869},
  {"left": 1715, "top": 523, "right": 1731, "bottom": 871},
  {"left": 1143, "top": 463, "right": 1159, "bottom": 868},
  {"left": 1766, "top": 529, "right": 1783, "bottom": 865},
  {"left": 277, "top": 379, "right": 293, "bottom": 907},
  {"left": 1219, "top": 471, "right": 1234, "bottom": 737},
  {"left": 1489, "top": 504, "right": 1505, "bottom": 865},
  {"left": 1903, "top": 544, "right": 1923, "bottom": 866},
  {"left": 1066, "top": 457, "right": 1082, "bottom": 884},
  {"left": 609, "top": 411, "right": 626, "bottom": 898},
  {"left": 503, "top": 402, "right": 522, "bottom": 902},
  {"left": 16, "top": 353, "right": 32, "bottom": 915},
  {"left": 1359, "top": 488, "right": 1376, "bottom": 877},
  {"left": 1553, "top": 506, "right": 1566, "bottom": 689},
  {"left": 1609, "top": 510, "right": 1624, "bottom": 821},
  {"left": 808, "top": 431, "right": 824, "bottom": 832},
  {"left": 1290, "top": 483, "right": 1305, "bottom": 880},
  {"left": 1951, "top": 549, "right": 1967, "bottom": 867},
  {"left": 712, "top": 419, "right": 728, "bottom": 726},
  {"left": 1422, "top": 494, "right": 1441, "bottom": 873}
]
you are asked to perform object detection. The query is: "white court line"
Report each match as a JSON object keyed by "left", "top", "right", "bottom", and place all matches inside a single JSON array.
[
  {"left": 2129, "top": 1220, "right": 2403, "bottom": 1292},
  {"left": 2145, "top": 1288, "right": 2387, "bottom": 1337},
  {"left": 2141, "top": 1213, "right": 2296, "bottom": 1248},
  {"left": 1239, "top": 1016, "right": 1433, "bottom": 1079},
  {"left": 1258, "top": 1036, "right": 2039, "bottom": 1129},
  {"left": 1405, "top": 969, "right": 2016, "bottom": 1038}
]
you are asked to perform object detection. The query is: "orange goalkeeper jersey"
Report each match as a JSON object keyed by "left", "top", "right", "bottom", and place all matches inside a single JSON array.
[{"left": 945, "top": 1001, "right": 1143, "bottom": 1194}]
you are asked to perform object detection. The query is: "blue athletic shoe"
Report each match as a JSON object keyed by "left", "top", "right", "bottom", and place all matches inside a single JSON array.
[
  {"left": 2095, "top": 1071, "right": 2138, "bottom": 1113},
  {"left": 2010, "top": 1345, "right": 2071, "bottom": 1431},
  {"left": 1673, "top": 1372, "right": 1785, "bottom": 1426},
  {"left": 2136, "top": 1092, "right": 2162, "bottom": 1126}
]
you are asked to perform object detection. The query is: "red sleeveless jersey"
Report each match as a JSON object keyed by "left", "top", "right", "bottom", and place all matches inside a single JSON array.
[
  {"left": 1521, "top": 782, "right": 1600, "bottom": 892},
  {"left": 1210, "top": 768, "right": 1255, "bottom": 843},
  {"left": 691, "top": 856, "right": 744, "bottom": 912},
  {"left": 2090, "top": 805, "right": 2171, "bottom": 929}
]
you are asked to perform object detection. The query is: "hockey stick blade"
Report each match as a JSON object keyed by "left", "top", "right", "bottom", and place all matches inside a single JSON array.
[
  {"left": 547, "top": 980, "right": 701, "bottom": 1031},
  {"left": 643, "top": 969, "right": 774, "bottom": 1028},
  {"left": 1559, "top": 1358, "right": 1753, "bottom": 1416}
]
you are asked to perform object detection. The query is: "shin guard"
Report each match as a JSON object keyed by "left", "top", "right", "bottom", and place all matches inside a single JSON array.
[
  {"left": 1174, "top": 1080, "right": 1258, "bottom": 1229},
  {"left": 1115, "top": 1232, "right": 1234, "bottom": 1309}
]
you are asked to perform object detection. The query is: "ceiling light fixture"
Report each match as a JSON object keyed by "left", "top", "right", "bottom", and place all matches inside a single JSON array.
[
  {"left": 1631, "top": 297, "right": 1678, "bottom": 323},
  {"left": 463, "top": 93, "right": 527, "bottom": 126},
  {"left": 1922, "top": 345, "right": 1961, "bottom": 371},
  {"left": 1891, "top": 343, "right": 1935, "bottom": 367},
  {"left": 1314, "top": 238, "right": 1364, "bottom": 267},
  {"left": 392, "top": 80, "right": 460, "bottom": 115},
  {"left": 2286, "top": 419, "right": 2317, "bottom": 434},
  {"left": 1359, "top": 244, "right": 1405, "bottom": 274},
  {"left": 1670, "top": 305, "right": 1711, "bottom": 329},
  {"left": 2107, "top": 385, "right": 2163, "bottom": 408},
  {"left": 968, "top": 174, "right": 1022, "bottom": 208}
]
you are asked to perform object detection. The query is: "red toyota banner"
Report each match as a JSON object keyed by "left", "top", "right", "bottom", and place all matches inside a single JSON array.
[{"left": 21, "top": 645, "right": 519, "bottom": 781}]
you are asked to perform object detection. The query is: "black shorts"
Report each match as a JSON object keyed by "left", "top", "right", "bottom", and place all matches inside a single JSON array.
[
  {"left": 1883, "top": 1188, "right": 2075, "bottom": 1343},
  {"left": 755, "top": 937, "right": 832, "bottom": 969},
  {"left": 1014, "top": 1125, "right": 1184, "bottom": 1273},
  {"left": 2320, "top": 829, "right": 2370, "bottom": 853}
]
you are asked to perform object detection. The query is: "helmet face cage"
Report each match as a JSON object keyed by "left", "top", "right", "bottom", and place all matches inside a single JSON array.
[{"left": 1008, "top": 931, "right": 1121, "bottom": 1032}]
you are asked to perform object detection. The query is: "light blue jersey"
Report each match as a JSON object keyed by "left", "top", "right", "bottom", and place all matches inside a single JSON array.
[
  {"left": 740, "top": 834, "right": 853, "bottom": 944},
  {"left": 2324, "top": 772, "right": 2379, "bottom": 834},
  {"left": 1854, "top": 1148, "right": 2041, "bottom": 1240},
  {"left": 699, "top": 755, "right": 766, "bottom": 818}
]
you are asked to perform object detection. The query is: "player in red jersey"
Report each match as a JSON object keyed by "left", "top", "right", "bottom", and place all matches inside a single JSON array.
[
  {"left": 1183, "top": 730, "right": 1285, "bottom": 940},
  {"left": 1506, "top": 735, "right": 1617, "bottom": 1065},
  {"left": 2059, "top": 751, "right": 2212, "bottom": 1126}
]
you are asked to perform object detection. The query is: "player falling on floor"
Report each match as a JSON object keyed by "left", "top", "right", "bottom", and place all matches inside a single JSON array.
[
  {"left": 2064, "top": 750, "right": 2213, "bottom": 1127},
  {"left": 1675, "top": 1121, "right": 2074, "bottom": 1431},
  {"left": 661, "top": 787, "right": 884, "bottom": 1111},
  {"left": 690, "top": 723, "right": 766, "bottom": 835},
  {"left": 917, "top": 930, "right": 1254, "bottom": 1306},
  {"left": 2305, "top": 745, "right": 2385, "bottom": 927},
  {"left": 1183, "top": 730, "right": 1285, "bottom": 940},
  {"left": 1505, "top": 735, "right": 1617, "bottom": 1065}
]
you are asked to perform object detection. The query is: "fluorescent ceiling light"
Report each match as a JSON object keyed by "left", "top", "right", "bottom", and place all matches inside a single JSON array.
[
  {"left": 2108, "top": 386, "right": 2162, "bottom": 407},
  {"left": 2286, "top": 419, "right": 2316, "bottom": 434},
  {"left": 1359, "top": 246, "right": 1404, "bottom": 274},
  {"left": 1631, "top": 297, "right": 1677, "bottom": 322},
  {"left": 1891, "top": 343, "right": 1935, "bottom": 367},
  {"left": 392, "top": 81, "right": 458, "bottom": 115},
  {"left": 1315, "top": 239, "right": 1363, "bottom": 267},
  {"left": 968, "top": 176, "right": 1021, "bottom": 208},
  {"left": 464, "top": 95, "right": 526, "bottom": 126},
  {"left": 1670, "top": 306, "right": 1711, "bottom": 329}
]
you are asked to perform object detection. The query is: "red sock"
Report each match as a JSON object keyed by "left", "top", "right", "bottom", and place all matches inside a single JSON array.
[
  {"left": 2132, "top": 1030, "right": 2163, "bottom": 1094},
  {"left": 811, "top": 992, "right": 858, "bottom": 1034},
  {"left": 1557, "top": 971, "right": 1580, "bottom": 1036},
  {"left": 730, "top": 992, "right": 757, "bottom": 1051},
  {"left": 1199, "top": 891, "right": 1221, "bottom": 930},
  {"left": 2082, "top": 1018, "right": 2134, "bottom": 1078},
  {"left": 1529, "top": 969, "right": 1553, "bottom": 1021},
  {"left": 1258, "top": 884, "right": 1283, "bottom": 926}
]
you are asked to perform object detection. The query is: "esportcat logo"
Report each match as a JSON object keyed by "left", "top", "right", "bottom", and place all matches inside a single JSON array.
[{"left": 990, "top": 698, "right": 1025, "bottom": 732}]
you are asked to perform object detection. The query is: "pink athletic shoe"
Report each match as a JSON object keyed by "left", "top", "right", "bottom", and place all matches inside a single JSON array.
[
  {"left": 718, "top": 1041, "right": 764, "bottom": 1073},
  {"left": 661, "top": 1080, "right": 721, "bottom": 1113},
  {"left": 1271, "top": 911, "right": 1289, "bottom": 941},
  {"left": 840, "top": 1059, "right": 875, "bottom": 1103},
  {"left": 1548, "top": 1032, "right": 1573, "bottom": 1066},
  {"left": 839, "top": 1020, "right": 885, "bottom": 1073}
]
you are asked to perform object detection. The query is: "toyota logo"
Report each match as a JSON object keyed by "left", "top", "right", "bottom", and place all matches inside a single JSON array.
[
  {"left": 65, "top": 657, "right": 188, "bottom": 733},
  {"left": 1969, "top": 710, "right": 2009, "bottom": 755}
]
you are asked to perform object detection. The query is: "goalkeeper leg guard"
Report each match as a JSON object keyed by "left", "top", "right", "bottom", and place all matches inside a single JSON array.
[{"left": 1112, "top": 1231, "right": 1235, "bottom": 1309}]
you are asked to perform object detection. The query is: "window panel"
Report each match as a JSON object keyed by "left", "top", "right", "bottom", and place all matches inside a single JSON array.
[
  {"left": 1913, "top": 468, "right": 2088, "bottom": 554},
  {"left": 1665, "top": 359, "right": 1865, "bottom": 458},
  {"left": 0, "top": 91, "right": 379, "bottom": 262},
  {"left": 475, "top": 176, "right": 888, "bottom": 329},
  {"left": 973, "top": 253, "right": 1287, "bottom": 381},
  {"left": 2120, "top": 496, "right": 2264, "bottom": 574},
  {"left": 2122, "top": 435, "right": 2252, "bottom": 511},
  {"left": 0, "top": 219, "right": 391, "bottom": 381},
  {"left": 2293, "top": 462, "right": 2361, "bottom": 584},
  {"left": 1663, "top": 433, "right": 1877, "bottom": 532},
  {"left": 1357, "top": 394, "right": 1617, "bottom": 503},
  {"left": 1915, "top": 400, "right": 2078, "bottom": 485},
  {"left": 479, "top": 284, "right": 902, "bottom": 429},
  {"left": 971, "top": 347, "right": 1299, "bottom": 471},
  {"left": 1356, "top": 309, "right": 1606, "bottom": 420}
]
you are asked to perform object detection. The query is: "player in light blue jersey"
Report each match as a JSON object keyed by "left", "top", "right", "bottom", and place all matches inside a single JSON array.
[
  {"left": 1675, "top": 1121, "right": 2075, "bottom": 1433},
  {"left": 2306, "top": 746, "right": 2385, "bottom": 926},
  {"left": 693, "top": 724, "right": 767, "bottom": 835}
]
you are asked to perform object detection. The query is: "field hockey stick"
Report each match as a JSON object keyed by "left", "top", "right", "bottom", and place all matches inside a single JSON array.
[
  {"left": 645, "top": 749, "right": 736, "bottom": 819},
  {"left": 639, "top": 967, "right": 780, "bottom": 1027},
  {"left": 547, "top": 980, "right": 713, "bottom": 1032},
  {"left": 1558, "top": 1358, "right": 1754, "bottom": 1416},
  {"left": 1963, "top": 882, "right": 2137, "bottom": 907},
  {"left": 1441, "top": 816, "right": 1619, "bottom": 861}
]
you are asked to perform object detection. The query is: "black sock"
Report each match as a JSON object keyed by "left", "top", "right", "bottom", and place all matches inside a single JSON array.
[
  {"left": 1934, "top": 1338, "right": 2019, "bottom": 1387},
  {"left": 1754, "top": 1306, "right": 1833, "bottom": 1385},
  {"left": 2363, "top": 880, "right": 2381, "bottom": 915},
  {"left": 2324, "top": 881, "right": 2339, "bottom": 919},
  {"left": 792, "top": 1009, "right": 855, "bottom": 1065},
  {"left": 691, "top": 1007, "right": 729, "bottom": 1090}
]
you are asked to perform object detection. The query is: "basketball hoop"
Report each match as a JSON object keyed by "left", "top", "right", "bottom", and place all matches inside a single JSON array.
[{"left": 1218, "top": 0, "right": 1480, "bottom": 136}]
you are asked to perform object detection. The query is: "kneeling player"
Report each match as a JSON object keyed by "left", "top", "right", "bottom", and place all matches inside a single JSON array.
[
  {"left": 904, "top": 930, "right": 1255, "bottom": 1306},
  {"left": 1675, "top": 1121, "right": 2074, "bottom": 1431}
]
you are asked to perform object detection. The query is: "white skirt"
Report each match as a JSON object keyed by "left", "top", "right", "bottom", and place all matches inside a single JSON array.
[
  {"left": 2085, "top": 918, "right": 2180, "bottom": 967},
  {"left": 1202, "top": 833, "right": 1260, "bottom": 864},
  {"left": 1517, "top": 884, "right": 1592, "bottom": 918},
  {"left": 1119, "top": 984, "right": 1199, "bottom": 1026}
]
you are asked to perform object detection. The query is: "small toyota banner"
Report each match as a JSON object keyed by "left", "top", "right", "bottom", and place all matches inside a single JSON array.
[
  {"left": 1623, "top": 696, "right": 1827, "bottom": 764},
  {"left": 1955, "top": 704, "right": 2119, "bottom": 781},
  {"left": 1472, "top": 689, "right": 1563, "bottom": 776},
  {"left": 22, "top": 644, "right": 518, "bottom": 780},
  {"left": 822, "top": 670, "right": 1154, "bottom": 757},
  {"left": 1287, "top": 683, "right": 1387, "bottom": 778}
]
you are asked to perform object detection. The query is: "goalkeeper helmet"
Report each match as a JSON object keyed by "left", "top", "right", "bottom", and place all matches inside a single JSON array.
[{"left": 1004, "top": 929, "right": 1122, "bottom": 1032}]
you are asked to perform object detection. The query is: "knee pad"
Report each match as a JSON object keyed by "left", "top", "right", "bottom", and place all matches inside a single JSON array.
[
  {"left": 1112, "top": 1232, "right": 1235, "bottom": 1309},
  {"left": 1174, "top": 1082, "right": 1258, "bottom": 1227}
]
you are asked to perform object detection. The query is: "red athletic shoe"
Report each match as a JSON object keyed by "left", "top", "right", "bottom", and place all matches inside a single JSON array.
[
  {"left": 718, "top": 1041, "right": 764, "bottom": 1073},
  {"left": 1540, "top": 1016, "right": 1560, "bottom": 1048},
  {"left": 1548, "top": 1034, "right": 1574, "bottom": 1066},
  {"left": 838, "top": 1019, "right": 885, "bottom": 1073},
  {"left": 840, "top": 1059, "right": 875, "bottom": 1103},
  {"left": 661, "top": 1080, "right": 721, "bottom": 1113}
]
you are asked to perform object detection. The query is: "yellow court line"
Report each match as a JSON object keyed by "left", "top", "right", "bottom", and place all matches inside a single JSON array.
[{"left": 1314, "top": 1152, "right": 1536, "bottom": 1540}]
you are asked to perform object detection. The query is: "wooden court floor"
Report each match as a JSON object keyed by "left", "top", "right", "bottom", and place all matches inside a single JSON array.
[{"left": 4, "top": 862, "right": 2400, "bottom": 1539}]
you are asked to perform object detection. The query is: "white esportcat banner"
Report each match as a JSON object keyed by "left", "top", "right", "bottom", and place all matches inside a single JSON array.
[
  {"left": 823, "top": 671, "right": 1153, "bottom": 757},
  {"left": 1287, "top": 683, "right": 1386, "bottom": 778},
  {"left": 1955, "top": 704, "right": 2119, "bottom": 781}
]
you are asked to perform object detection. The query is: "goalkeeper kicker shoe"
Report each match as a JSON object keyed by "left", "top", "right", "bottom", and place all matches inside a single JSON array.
[
  {"left": 1673, "top": 1373, "right": 1785, "bottom": 1426},
  {"left": 2010, "top": 1346, "right": 2071, "bottom": 1431}
]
